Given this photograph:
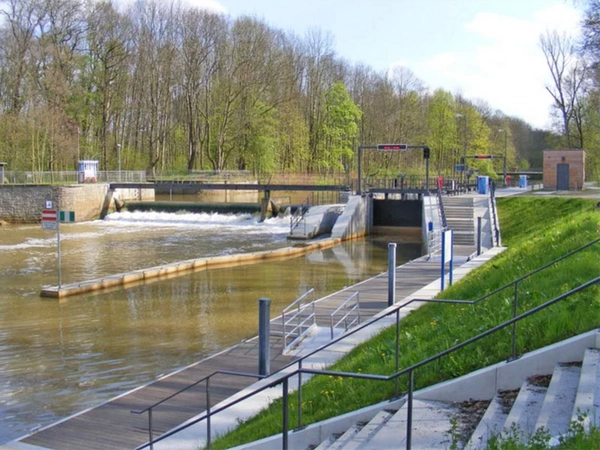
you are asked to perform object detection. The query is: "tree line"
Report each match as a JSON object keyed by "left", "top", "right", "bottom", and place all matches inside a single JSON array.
[{"left": 0, "top": 0, "right": 587, "bottom": 180}]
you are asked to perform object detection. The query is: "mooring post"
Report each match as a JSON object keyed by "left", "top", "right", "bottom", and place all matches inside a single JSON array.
[
  {"left": 258, "top": 297, "right": 271, "bottom": 377},
  {"left": 388, "top": 243, "right": 397, "bottom": 307}
]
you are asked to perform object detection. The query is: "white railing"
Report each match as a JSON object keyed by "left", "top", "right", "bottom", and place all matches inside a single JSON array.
[
  {"left": 427, "top": 227, "right": 446, "bottom": 259},
  {"left": 281, "top": 289, "right": 316, "bottom": 353},
  {"left": 329, "top": 291, "right": 361, "bottom": 339}
]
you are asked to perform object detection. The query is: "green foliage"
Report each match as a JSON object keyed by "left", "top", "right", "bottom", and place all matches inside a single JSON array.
[
  {"left": 319, "top": 82, "right": 362, "bottom": 172},
  {"left": 210, "top": 197, "right": 600, "bottom": 449}
]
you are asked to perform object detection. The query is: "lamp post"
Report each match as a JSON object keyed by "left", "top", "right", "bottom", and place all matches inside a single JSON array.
[
  {"left": 456, "top": 113, "right": 467, "bottom": 186},
  {"left": 117, "top": 144, "right": 122, "bottom": 182},
  {"left": 498, "top": 129, "right": 507, "bottom": 186}
]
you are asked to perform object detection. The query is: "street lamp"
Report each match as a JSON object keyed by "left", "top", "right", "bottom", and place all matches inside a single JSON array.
[
  {"left": 456, "top": 113, "right": 467, "bottom": 186},
  {"left": 498, "top": 129, "right": 507, "bottom": 186},
  {"left": 117, "top": 144, "right": 122, "bottom": 182}
]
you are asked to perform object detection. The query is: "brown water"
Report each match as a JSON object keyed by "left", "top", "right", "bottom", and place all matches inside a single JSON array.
[{"left": 0, "top": 210, "right": 420, "bottom": 443}]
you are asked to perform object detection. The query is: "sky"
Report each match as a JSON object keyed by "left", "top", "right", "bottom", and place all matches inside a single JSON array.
[{"left": 186, "top": 0, "right": 582, "bottom": 131}]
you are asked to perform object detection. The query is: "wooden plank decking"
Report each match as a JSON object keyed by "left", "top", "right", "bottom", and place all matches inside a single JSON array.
[{"left": 17, "top": 254, "right": 460, "bottom": 450}]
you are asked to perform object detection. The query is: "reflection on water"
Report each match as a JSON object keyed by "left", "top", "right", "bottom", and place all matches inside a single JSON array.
[{"left": 0, "top": 211, "right": 420, "bottom": 444}]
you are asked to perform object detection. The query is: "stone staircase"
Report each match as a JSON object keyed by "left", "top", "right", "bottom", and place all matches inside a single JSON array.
[
  {"left": 236, "top": 331, "right": 600, "bottom": 450},
  {"left": 443, "top": 197, "right": 475, "bottom": 246},
  {"left": 304, "top": 350, "right": 599, "bottom": 449}
]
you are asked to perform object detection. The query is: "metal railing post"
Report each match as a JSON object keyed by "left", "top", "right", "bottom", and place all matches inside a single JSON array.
[
  {"left": 282, "top": 377, "right": 289, "bottom": 450},
  {"left": 206, "top": 377, "right": 211, "bottom": 449},
  {"left": 407, "top": 370, "right": 414, "bottom": 450},
  {"left": 395, "top": 308, "right": 400, "bottom": 397},
  {"left": 477, "top": 216, "right": 482, "bottom": 256},
  {"left": 297, "top": 360, "right": 303, "bottom": 430},
  {"left": 148, "top": 408, "right": 154, "bottom": 450},
  {"left": 512, "top": 282, "right": 519, "bottom": 360}
]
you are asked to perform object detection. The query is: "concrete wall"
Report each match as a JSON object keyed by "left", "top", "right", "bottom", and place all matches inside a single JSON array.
[
  {"left": 543, "top": 150, "right": 586, "bottom": 190},
  {"left": 331, "top": 195, "right": 369, "bottom": 240},
  {"left": 0, "top": 184, "right": 154, "bottom": 223},
  {"left": 0, "top": 185, "right": 55, "bottom": 223}
]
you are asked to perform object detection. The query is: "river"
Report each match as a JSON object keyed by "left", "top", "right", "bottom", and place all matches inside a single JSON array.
[{"left": 0, "top": 209, "right": 420, "bottom": 444}]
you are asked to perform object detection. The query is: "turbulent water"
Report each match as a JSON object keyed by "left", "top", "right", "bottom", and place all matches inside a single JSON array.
[{"left": 0, "top": 210, "right": 418, "bottom": 444}]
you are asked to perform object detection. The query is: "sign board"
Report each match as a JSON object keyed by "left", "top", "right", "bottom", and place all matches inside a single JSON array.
[
  {"left": 45, "top": 200, "right": 53, "bottom": 209},
  {"left": 440, "top": 229, "right": 454, "bottom": 291},
  {"left": 443, "top": 229, "right": 453, "bottom": 263},
  {"left": 59, "top": 211, "right": 75, "bottom": 222},
  {"left": 42, "top": 209, "right": 57, "bottom": 230},
  {"left": 377, "top": 143, "right": 408, "bottom": 151},
  {"left": 455, "top": 164, "right": 466, "bottom": 172}
]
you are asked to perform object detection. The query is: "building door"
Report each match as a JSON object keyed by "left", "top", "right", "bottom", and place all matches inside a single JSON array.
[{"left": 557, "top": 164, "right": 570, "bottom": 190}]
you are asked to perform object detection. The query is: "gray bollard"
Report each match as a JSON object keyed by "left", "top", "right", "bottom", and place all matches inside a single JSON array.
[
  {"left": 258, "top": 297, "right": 271, "bottom": 377},
  {"left": 477, "top": 216, "right": 482, "bottom": 256},
  {"left": 388, "top": 243, "right": 397, "bottom": 307}
]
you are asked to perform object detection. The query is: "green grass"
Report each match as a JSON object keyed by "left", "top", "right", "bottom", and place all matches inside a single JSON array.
[{"left": 210, "top": 197, "right": 600, "bottom": 449}]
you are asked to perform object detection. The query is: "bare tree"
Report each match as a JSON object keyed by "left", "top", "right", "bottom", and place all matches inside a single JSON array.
[{"left": 540, "top": 30, "right": 587, "bottom": 148}]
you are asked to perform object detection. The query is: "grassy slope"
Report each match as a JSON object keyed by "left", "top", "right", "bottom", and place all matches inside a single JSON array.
[{"left": 212, "top": 197, "right": 600, "bottom": 449}]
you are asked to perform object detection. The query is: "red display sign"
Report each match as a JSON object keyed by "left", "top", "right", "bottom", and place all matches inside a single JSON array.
[{"left": 377, "top": 144, "right": 408, "bottom": 151}]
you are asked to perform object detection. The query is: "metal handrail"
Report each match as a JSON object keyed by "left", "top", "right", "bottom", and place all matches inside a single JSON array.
[
  {"left": 137, "top": 274, "right": 600, "bottom": 450},
  {"left": 489, "top": 183, "right": 501, "bottom": 246},
  {"left": 131, "top": 369, "right": 265, "bottom": 449},
  {"left": 329, "top": 291, "right": 360, "bottom": 339},
  {"left": 436, "top": 188, "right": 448, "bottom": 228},
  {"left": 281, "top": 289, "right": 316, "bottom": 353},
  {"left": 290, "top": 195, "right": 311, "bottom": 234},
  {"left": 134, "top": 238, "right": 600, "bottom": 449}
]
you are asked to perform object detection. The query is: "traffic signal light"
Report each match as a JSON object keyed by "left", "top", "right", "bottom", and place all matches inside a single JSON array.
[{"left": 423, "top": 147, "right": 430, "bottom": 159}]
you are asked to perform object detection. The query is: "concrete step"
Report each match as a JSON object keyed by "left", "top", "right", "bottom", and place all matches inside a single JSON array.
[
  {"left": 330, "top": 409, "right": 395, "bottom": 449},
  {"left": 503, "top": 378, "right": 548, "bottom": 439},
  {"left": 535, "top": 363, "right": 581, "bottom": 438},
  {"left": 316, "top": 423, "right": 361, "bottom": 450},
  {"left": 465, "top": 391, "right": 515, "bottom": 450},
  {"left": 361, "top": 399, "right": 457, "bottom": 449},
  {"left": 444, "top": 198, "right": 474, "bottom": 207},
  {"left": 572, "top": 348, "right": 600, "bottom": 429}
]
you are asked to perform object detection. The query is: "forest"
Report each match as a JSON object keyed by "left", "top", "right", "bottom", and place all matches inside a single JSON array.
[{"left": 1, "top": 0, "right": 599, "bottom": 181}]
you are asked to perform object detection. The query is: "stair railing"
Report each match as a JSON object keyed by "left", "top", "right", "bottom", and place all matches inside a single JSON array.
[
  {"left": 289, "top": 196, "right": 311, "bottom": 235},
  {"left": 329, "top": 291, "right": 360, "bottom": 339},
  {"left": 436, "top": 188, "right": 448, "bottom": 229},
  {"left": 489, "top": 182, "right": 501, "bottom": 246},
  {"left": 281, "top": 288, "right": 316, "bottom": 353},
  {"left": 133, "top": 238, "right": 600, "bottom": 450}
]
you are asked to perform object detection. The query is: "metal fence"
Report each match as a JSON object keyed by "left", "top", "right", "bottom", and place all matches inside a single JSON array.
[{"left": 3, "top": 171, "right": 146, "bottom": 184}]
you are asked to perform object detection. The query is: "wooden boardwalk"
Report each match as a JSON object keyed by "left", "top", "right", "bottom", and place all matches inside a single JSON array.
[{"left": 15, "top": 255, "right": 462, "bottom": 450}]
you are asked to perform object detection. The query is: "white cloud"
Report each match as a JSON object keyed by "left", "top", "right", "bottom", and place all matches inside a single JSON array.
[{"left": 400, "top": 3, "right": 582, "bottom": 130}]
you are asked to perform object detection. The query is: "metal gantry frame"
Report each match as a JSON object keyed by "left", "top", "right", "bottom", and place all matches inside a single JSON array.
[{"left": 357, "top": 144, "right": 431, "bottom": 194}]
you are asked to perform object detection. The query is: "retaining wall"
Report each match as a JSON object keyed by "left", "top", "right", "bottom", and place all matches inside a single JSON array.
[
  {"left": 331, "top": 195, "right": 369, "bottom": 240},
  {"left": 0, "top": 184, "right": 154, "bottom": 223}
]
